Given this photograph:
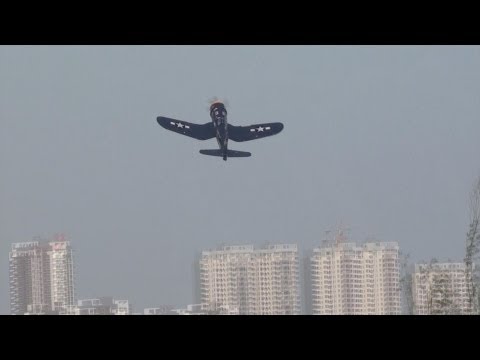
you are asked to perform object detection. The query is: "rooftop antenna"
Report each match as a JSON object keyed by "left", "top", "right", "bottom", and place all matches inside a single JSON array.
[
  {"left": 54, "top": 233, "right": 66, "bottom": 242},
  {"left": 364, "top": 234, "right": 378, "bottom": 244},
  {"left": 335, "top": 222, "right": 351, "bottom": 246},
  {"left": 321, "top": 230, "right": 332, "bottom": 247}
]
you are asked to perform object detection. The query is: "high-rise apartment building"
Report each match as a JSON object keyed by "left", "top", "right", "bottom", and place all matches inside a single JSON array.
[
  {"left": 9, "top": 235, "right": 75, "bottom": 315},
  {"left": 199, "top": 244, "right": 300, "bottom": 315},
  {"left": 412, "top": 262, "right": 472, "bottom": 315},
  {"left": 310, "top": 241, "right": 401, "bottom": 315}
]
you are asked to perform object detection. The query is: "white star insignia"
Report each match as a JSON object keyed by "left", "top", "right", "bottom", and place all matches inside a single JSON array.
[
  {"left": 257, "top": 126, "right": 264, "bottom": 132},
  {"left": 176, "top": 123, "right": 184, "bottom": 128}
]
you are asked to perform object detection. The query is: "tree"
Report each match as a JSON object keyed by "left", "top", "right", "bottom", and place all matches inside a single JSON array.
[
  {"left": 417, "top": 258, "right": 460, "bottom": 315},
  {"left": 465, "top": 176, "right": 480, "bottom": 314},
  {"left": 430, "top": 269, "right": 460, "bottom": 315},
  {"left": 425, "top": 258, "right": 438, "bottom": 315},
  {"left": 399, "top": 251, "right": 414, "bottom": 315}
]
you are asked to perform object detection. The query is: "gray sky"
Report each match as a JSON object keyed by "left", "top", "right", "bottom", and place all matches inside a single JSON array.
[{"left": 1, "top": 46, "right": 479, "bottom": 314}]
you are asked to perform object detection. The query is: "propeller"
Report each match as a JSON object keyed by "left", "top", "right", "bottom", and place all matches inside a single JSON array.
[
  {"left": 207, "top": 96, "right": 219, "bottom": 104},
  {"left": 206, "top": 97, "right": 230, "bottom": 112}
]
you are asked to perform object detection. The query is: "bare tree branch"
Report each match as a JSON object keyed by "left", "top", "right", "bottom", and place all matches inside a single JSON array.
[
  {"left": 465, "top": 175, "right": 480, "bottom": 314},
  {"left": 469, "top": 176, "right": 480, "bottom": 224}
]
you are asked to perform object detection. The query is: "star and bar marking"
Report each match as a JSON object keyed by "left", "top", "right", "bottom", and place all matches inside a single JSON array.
[
  {"left": 170, "top": 121, "right": 190, "bottom": 129},
  {"left": 250, "top": 126, "right": 271, "bottom": 132}
]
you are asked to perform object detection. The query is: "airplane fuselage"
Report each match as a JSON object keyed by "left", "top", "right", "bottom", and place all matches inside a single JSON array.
[{"left": 210, "top": 102, "right": 228, "bottom": 160}]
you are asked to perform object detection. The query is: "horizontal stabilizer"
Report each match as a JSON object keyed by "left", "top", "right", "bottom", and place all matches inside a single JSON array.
[
  {"left": 199, "top": 149, "right": 223, "bottom": 157},
  {"left": 226, "top": 150, "right": 251, "bottom": 158},
  {"left": 199, "top": 149, "right": 251, "bottom": 158}
]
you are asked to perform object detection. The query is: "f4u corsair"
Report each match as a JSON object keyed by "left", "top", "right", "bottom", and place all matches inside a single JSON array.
[{"left": 156, "top": 101, "right": 283, "bottom": 161}]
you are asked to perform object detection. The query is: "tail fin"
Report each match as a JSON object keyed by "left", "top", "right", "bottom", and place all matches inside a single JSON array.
[{"left": 199, "top": 149, "right": 251, "bottom": 159}]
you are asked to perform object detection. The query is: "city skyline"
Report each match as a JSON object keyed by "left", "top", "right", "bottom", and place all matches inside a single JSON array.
[
  {"left": 1, "top": 46, "right": 479, "bottom": 314},
  {"left": 6, "top": 235, "right": 473, "bottom": 315}
]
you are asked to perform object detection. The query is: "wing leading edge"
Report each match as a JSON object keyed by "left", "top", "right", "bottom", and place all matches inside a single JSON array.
[
  {"left": 228, "top": 122, "right": 284, "bottom": 142},
  {"left": 157, "top": 116, "right": 215, "bottom": 140}
]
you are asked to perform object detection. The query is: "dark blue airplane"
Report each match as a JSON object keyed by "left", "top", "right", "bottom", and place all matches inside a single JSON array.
[{"left": 156, "top": 101, "right": 284, "bottom": 161}]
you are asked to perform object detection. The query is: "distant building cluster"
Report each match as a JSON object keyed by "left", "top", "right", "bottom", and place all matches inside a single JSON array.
[
  {"left": 144, "top": 305, "right": 175, "bottom": 315},
  {"left": 64, "top": 297, "right": 133, "bottom": 315},
  {"left": 8, "top": 232, "right": 475, "bottom": 315}
]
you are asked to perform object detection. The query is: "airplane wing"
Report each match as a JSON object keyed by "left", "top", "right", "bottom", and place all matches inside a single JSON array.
[
  {"left": 157, "top": 117, "right": 215, "bottom": 140},
  {"left": 228, "top": 123, "right": 284, "bottom": 142}
]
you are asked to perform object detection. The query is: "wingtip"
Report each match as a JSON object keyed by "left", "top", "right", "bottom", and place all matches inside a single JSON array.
[{"left": 156, "top": 116, "right": 168, "bottom": 128}]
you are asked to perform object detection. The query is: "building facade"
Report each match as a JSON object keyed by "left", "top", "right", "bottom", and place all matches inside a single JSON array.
[
  {"left": 64, "top": 297, "right": 133, "bottom": 315},
  {"left": 310, "top": 242, "right": 401, "bottom": 315},
  {"left": 9, "top": 236, "right": 75, "bottom": 315},
  {"left": 412, "top": 262, "right": 472, "bottom": 315},
  {"left": 199, "top": 244, "right": 300, "bottom": 315}
]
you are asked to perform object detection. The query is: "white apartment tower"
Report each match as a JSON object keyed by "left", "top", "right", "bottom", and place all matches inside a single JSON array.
[
  {"left": 310, "top": 241, "right": 401, "bottom": 315},
  {"left": 47, "top": 239, "right": 75, "bottom": 312},
  {"left": 9, "top": 235, "right": 75, "bottom": 315},
  {"left": 199, "top": 244, "right": 300, "bottom": 315},
  {"left": 412, "top": 262, "right": 472, "bottom": 315}
]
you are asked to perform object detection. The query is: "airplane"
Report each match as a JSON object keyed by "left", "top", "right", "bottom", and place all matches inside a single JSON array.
[{"left": 156, "top": 100, "right": 284, "bottom": 161}]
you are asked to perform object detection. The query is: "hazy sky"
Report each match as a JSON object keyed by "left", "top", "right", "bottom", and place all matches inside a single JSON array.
[{"left": 1, "top": 46, "right": 479, "bottom": 314}]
